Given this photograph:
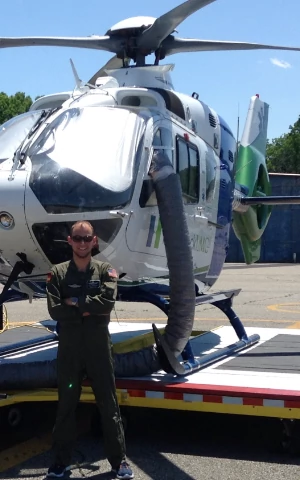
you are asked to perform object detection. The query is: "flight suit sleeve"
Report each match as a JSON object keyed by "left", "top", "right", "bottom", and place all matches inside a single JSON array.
[
  {"left": 46, "top": 267, "right": 73, "bottom": 321},
  {"left": 78, "top": 264, "right": 117, "bottom": 315}
]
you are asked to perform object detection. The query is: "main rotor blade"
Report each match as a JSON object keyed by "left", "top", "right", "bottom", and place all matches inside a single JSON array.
[
  {"left": 88, "top": 55, "right": 124, "bottom": 85},
  {"left": 0, "top": 36, "right": 122, "bottom": 53},
  {"left": 137, "top": 0, "right": 216, "bottom": 52},
  {"left": 163, "top": 37, "right": 300, "bottom": 56}
]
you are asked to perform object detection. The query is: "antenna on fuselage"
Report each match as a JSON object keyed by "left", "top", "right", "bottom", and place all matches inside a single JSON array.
[
  {"left": 236, "top": 102, "right": 240, "bottom": 161},
  {"left": 69, "top": 58, "right": 95, "bottom": 91},
  {"left": 233, "top": 103, "right": 240, "bottom": 178}
]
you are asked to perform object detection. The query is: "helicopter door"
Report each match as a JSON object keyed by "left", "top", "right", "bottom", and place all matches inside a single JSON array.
[
  {"left": 175, "top": 134, "right": 215, "bottom": 277},
  {"left": 125, "top": 124, "right": 174, "bottom": 258}
]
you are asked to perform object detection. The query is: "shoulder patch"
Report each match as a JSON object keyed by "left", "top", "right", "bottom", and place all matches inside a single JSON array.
[
  {"left": 46, "top": 272, "right": 53, "bottom": 283},
  {"left": 107, "top": 268, "right": 118, "bottom": 279}
]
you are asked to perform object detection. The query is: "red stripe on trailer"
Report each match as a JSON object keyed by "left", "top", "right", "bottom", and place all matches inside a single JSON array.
[
  {"left": 116, "top": 379, "right": 300, "bottom": 402},
  {"left": 203, "top": 394, "right": 223, "bottom": 404},
  {"left": 284, "top": 400, "right": 300, "bottom": 409},
  {"left": 127, "top": 389, "right": 145, "bottom": 398},
  {"left": 124, "top": 390, "right": 296, "bottom": 407},
  {"left": 164, "top": 392, "right": 184, "bottom": 400},
  {"left": 243, "top": 397, "right": 264, "bottom": 407}
]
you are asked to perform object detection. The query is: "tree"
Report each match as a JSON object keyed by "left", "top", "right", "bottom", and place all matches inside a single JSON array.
[
  {"left": 266, "top": 116, "right": 300, "bottom": 173},
  {"left": 0, "top": 92, "right": 33, "bottom": 124}
]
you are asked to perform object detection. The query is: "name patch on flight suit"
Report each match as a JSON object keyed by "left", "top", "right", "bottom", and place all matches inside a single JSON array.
[{"left": 87, "top": 280, "right": 100, "bottom": 289}]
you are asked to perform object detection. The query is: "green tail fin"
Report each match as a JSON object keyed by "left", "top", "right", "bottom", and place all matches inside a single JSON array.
[{"left": 232, "top": 95, "right": 272, "bottom": 264}]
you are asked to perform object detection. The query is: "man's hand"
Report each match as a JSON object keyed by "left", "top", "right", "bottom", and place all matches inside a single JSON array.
[{"left": 82, "top": 312, "right": 91, "bottom": 317}]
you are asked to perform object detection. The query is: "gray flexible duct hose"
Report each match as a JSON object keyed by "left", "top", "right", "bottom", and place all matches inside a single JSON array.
[
  {"left": 114, "top": 151, "right": 195, "bottom": 376},
  {"left": 149, "top": 151, "right": 195, "bottom": 356},
  {"left": 114, "top": 343, "right": 160, "bottom": 377}
]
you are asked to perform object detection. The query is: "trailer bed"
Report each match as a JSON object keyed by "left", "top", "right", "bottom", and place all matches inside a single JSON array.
[{"left": 1, "top": 322, "right": 300, "bottom": 419}]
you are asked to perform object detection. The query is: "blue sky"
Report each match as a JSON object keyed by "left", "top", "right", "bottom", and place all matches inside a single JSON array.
[{"left": 1, "top": 0, "right": 299, "bottom": 140}]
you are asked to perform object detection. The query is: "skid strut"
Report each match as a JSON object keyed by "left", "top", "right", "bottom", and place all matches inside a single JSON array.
[
  {"left": 0, "top": 304, "right": 3, "bottom": 332},
  {"left": 179, "top": 292, "right": 259, "bottom": 375},
  {"left": 0, "top": 253, "right": 34, "bottom": 331}
]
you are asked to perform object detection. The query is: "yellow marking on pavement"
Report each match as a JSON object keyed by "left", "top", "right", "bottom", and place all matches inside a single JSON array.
[
  {"left": 287, "top": 321, "right": 300, "bottom": 329},
  {"left": 5, "top": 321, "right": 40, "bottom": 325},
  {"left": 267, "top": 304, "right": 300, "bottom": 328},
  {"left": 0, "top": 433, "right": 52, "bottom": 473},
  {"left": 0, "top": 410, "right": 91, "bottom": 473},
  {"left": 268, "top": 303, "right": 300, "bottom": 314},
  {"left": 1, "top": 322, "right": 55, "bottom": 334}
]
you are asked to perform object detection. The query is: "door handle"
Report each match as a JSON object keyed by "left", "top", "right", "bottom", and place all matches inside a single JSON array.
[
  {"left": 109, "top": 210, "right": 130, "bottom": 218},
  {"left": 194, "top": 214, "right": 208, "bottom": 225}
]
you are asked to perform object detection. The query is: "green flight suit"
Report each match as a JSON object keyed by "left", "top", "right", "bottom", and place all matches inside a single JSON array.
[{"left": 46, "top": 258, "right": 126, "bottom": 469}]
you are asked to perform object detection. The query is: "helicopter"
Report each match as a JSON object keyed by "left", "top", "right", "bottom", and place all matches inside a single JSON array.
[{"left": 1, "top": 0, "right": 300, "bottom": 385}]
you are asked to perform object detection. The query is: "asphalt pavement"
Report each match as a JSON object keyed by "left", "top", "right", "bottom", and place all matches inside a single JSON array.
[{"left": 3, "top": 263, "right": 300, "bottom": 330}]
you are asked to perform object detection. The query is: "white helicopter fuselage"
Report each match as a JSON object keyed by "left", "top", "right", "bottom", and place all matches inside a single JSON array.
[{"left": 0, "top": 66, "right": 236, "bottom": 295}]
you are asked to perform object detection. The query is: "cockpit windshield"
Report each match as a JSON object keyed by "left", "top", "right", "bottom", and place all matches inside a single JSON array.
[
  {"left": 28, "top": 107, "right": 145, "bottom": 213},
  {"left": 0, "top": 111, "right": 42, "bottom": 162}
]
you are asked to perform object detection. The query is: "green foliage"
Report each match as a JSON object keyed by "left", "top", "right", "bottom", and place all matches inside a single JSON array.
[
  {"left": 266, "top": 116, "right": 300, "bottom": 173},
  {"left": 0, "top": 92, "right": 33, "bottom": 124}
]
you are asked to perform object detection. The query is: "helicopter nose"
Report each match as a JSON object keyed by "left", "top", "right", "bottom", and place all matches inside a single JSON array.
[{"left": 0, "top": 170, "right": 50, "bottom": 275}]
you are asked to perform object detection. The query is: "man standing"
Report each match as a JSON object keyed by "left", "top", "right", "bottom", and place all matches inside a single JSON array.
[{"left": 46, "top": 220, "right": 134, "bottom": 479}]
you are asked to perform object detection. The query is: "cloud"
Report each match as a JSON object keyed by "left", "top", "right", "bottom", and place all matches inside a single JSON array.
[{"left": 270, "top": 58, "right": 292, "bottom": 69}]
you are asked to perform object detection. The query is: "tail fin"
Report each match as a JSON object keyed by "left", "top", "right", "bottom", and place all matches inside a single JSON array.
[{"left": 232, "top": 95, "right": 272, "bottom": 264}]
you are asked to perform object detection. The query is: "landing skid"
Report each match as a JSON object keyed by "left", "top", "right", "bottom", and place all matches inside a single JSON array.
[
  {"left": 0, "top": 253, "right": 34, "bottom": 331},
  {"left": 119, "top": 286, "right": 260, "bottom": 376}
]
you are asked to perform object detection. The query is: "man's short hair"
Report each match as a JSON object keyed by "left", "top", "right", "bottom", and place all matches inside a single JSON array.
[{"left": 70, "top": 221, "right": 94, "bottom": 236}]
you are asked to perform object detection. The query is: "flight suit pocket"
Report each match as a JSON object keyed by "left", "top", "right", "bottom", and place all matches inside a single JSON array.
[{"left": 86, "top": 279, "right": 101, "bottom": 297}]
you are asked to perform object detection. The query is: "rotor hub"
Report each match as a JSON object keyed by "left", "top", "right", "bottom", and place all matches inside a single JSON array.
[
  {"left": 107, "top": 16, "right": 157, "bottom": 35},
  {"left": 106, "top": 16, "right": 161, "bottom": 63}
]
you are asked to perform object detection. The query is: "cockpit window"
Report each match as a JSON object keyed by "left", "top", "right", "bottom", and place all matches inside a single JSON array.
[
  {"left": 0, "top": 111, "right": 42, "bottom": 162},
  {"left": 29, "top": 107, "right": 144, "bottom": 192},
  {"left": 28, "top": 107, "right": 145, "bottom": 213}
]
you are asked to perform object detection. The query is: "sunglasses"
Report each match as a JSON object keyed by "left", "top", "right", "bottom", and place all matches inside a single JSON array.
[{"left": 71, "top": 235, "right": 94, "bottom": 243}]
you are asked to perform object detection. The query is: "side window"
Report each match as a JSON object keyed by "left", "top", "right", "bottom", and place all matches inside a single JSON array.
[
  {"left": 177, "top": 140, "right": 189, "bottom": 194},
  {"left": 139, "top": 127, "right": 173, "bottom": 208},
  {"left": 188, "top": 147, "right": 198, "bottom": 199},
  {"left": 176, "top": 137, "right": 199, "bottom": 204}
]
